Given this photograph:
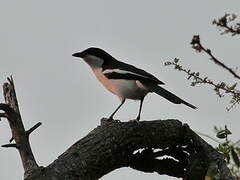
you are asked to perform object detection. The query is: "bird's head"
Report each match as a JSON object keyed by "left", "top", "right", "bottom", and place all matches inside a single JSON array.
[{"left": 72, "top": 47, "right": 114, "bottom": 68}]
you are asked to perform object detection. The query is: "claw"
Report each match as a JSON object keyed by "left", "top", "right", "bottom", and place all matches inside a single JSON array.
[
  {"left": 107, "top": 118, "right": 121, "bottom": 123},
  {"left": 100, "top": 117, "right": 121, "bottom": 126}
]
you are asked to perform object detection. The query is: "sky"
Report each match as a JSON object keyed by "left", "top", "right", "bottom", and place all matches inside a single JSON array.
[{"left": 0, "top": 1, "right": 240, "bottom": 179}]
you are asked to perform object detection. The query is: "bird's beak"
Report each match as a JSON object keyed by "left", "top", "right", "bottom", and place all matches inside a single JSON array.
[{"left": 72, "top": 52, "right": 83, "bottom": 58}]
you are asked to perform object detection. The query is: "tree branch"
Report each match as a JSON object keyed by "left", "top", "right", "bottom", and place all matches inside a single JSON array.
[
  {"left": 0, "top": 76, "right": 41, "bottom": 178},
  {"left": 190, "top": 35, "right": 240, "bottom": 80},
  {"left": 1, "top": 77, "right": 234, "bottom": 179},
  {"left": 24, "top": 119, "right": 234, "bottom": 180}
]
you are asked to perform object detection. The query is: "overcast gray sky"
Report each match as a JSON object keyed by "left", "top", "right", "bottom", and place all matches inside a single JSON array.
[{"left": 0, "top": 1, "right": 240, "bottom": 179}]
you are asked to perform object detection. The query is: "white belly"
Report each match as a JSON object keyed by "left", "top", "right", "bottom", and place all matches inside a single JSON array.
[{"left": 92, "top": 68, "right": 148, "bottom": 100}]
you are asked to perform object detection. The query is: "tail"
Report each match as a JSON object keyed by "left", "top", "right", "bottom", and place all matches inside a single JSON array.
[{"left": 146, "top": 84, "right": 197, "bottom": 109}]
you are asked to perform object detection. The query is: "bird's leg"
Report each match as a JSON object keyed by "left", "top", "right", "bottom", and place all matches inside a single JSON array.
[
  {"left": 136, "top": 97, "right": 144, "bottom": 121},
  {"left": 108, "top": 99, "right": 126, "bottom": 120}
]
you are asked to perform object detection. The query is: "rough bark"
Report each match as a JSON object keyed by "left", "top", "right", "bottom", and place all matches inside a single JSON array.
[
  {"left": 0, "top": 77, "right": 234, "bottom": 180},
  {"left": 0, "top": 77, "right": 41, "bottom": 178}
]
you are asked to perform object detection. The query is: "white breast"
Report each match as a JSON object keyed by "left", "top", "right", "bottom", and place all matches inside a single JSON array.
[{"left": 92, "top": 68, "right": 148, "bottom": 100}]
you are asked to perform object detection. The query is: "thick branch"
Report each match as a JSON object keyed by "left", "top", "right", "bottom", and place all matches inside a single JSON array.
[
  {"left": 0, "top": 77, "right": 40, "bottom": 178},
  {"left": 25, "top": 119, "right": 233, "bottom": 180}
]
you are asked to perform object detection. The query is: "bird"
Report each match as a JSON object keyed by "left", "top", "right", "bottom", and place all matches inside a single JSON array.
[{"left": 72, "top": 47, "right": 196, "bottom": 121}]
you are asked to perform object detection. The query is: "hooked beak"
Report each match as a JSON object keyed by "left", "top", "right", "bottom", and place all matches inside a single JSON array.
[{"left": 72, "top": 52, "right": 84, "bottom": 58}]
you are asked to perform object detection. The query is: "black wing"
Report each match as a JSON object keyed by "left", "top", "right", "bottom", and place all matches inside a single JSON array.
[{"left": 102, "top": 60, "right": 164, "bottom": 85}]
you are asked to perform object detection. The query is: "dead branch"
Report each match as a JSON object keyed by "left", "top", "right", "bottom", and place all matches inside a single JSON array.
[
  {"left": 0, "top": 76, "right": 42, "bottom": 178},
  {"left": 0, "top": 77, "right": 234, "bottom": 180}
]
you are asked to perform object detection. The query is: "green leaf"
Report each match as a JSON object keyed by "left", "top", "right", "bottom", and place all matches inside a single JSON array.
[
  {"left": 191, "top": 82, "right": 196, "bottom": 86},
  {"left": 174, "top": 58, "right": 179, "bottom": 63},
  {"left": 224, "top": 125, "right": 232, "bottom": 135},
  {"left": 217, "top": 130, "right": 227, "bottom": 139},
  {"left": 164, "top": 62, "right": 171, "bottom": 66},
  {"left": 216, "top": 126, "right": 232, "bottom": 139},
  {"left": 218, "top": 144, "right": 225, "bottom": 152}
]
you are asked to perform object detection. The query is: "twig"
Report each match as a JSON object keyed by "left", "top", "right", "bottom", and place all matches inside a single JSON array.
[
  {"left": 165, "top": 59, "right": 239, "bottom": 97},
  {"left": 213, "top": 13, "right": 240, "bottom": 36},
  {"left": 190, "top": 35, "right": 240, "bottom": 80},
  {"left": 9, "top": 137, "right": 14, "bottom": 143},
  {"left": 164, "top": 59, "right": 240, "bottom": 110},
  {"left": 26, "top": 122, "right": 42, "bottom": 136},
  {"left": 2, "top": 143, "right": 19, "bottom": 149}
]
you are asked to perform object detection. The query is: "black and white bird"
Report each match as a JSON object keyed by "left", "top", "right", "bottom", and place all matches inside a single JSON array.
[{"left": 72, "top": 47, "right": 196, "bottom": 121}]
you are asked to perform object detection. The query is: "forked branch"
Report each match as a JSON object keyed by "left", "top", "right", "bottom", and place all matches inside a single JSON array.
[{"left": 0, "top": 76, "right": 42, "bottom": 178}]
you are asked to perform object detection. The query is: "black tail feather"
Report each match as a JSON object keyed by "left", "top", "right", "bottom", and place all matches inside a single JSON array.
[{"left": 146, "top": 84, "right": 197, "bottom": 109}]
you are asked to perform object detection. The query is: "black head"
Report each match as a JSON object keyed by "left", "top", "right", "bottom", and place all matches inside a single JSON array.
[{"left": 72, "top": 47, "right": 114, "bottom": 60}]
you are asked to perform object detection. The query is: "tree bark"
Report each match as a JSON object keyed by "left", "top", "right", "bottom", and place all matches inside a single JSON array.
[
  {"left": 0, "top": 77, "right": 234, "bottom": 180},
  {"left": 0, "top": 77, "right": 41, "bottom": 178}
]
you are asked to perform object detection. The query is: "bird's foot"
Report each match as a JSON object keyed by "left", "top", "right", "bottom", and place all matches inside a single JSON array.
[
  {"left": 112, "top": 119, "right": 121, "bottom": 123},
  {"left": 108, "top": 116, "right": 121, "bottom": 122},
  {"left": 101, "top": 117, "right": 121, "bottom": 125},
  {"left": 128, "top": 119, "right": 140, "bottom": 124}
]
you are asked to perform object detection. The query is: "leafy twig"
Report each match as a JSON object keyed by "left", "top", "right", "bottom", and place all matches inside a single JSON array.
[{"left": 164, "top": 59, "right": 240, "bottom": 110}]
